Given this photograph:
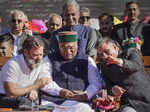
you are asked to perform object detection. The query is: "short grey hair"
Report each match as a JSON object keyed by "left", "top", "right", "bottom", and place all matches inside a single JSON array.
[
  {"left": 9, "top": 9, "right": 27, "bottom": 22},
  {"left": 63, "top": 0, "right": 80, "bottom": 12},
  {"left": 98, "top": 37, "right": 121, "bottom": 49},
  {"left": 80, "top": 7, "right": 90, "bottom": 15},
  {"left": 47, "top": 13, "right": 62, "bottom": 25}
]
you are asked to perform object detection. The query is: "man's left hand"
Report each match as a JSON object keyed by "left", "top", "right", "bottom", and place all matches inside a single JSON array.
[
  {"left": 69, "top": 91, "right": 88, "bottom": 101},
  {"left": 28, "top": 89, "right": 38, "bottom": 101}
]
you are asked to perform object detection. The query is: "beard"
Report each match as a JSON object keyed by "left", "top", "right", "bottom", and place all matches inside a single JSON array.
[{"left": 24, "top": 54, "right": 42, "bottom": 70}]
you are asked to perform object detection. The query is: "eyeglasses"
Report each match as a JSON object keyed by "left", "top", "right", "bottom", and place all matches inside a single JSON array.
[
  {"left": 80, "top": 16, "right": 90, "bottom": 20},
  {"left": 60, "top": 46, "right": 75, "bottom": 51},
  {"left": 11, "top": 19, "right": 23, "bottom": 23}
]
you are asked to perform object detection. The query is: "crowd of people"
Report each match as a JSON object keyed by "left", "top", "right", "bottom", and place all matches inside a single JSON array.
[{"left": 0, "top": 0, "right": 150, "bottom": 112}]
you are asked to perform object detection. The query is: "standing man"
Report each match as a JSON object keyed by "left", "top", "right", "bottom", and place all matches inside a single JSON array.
[
  {"left": 98, "top": 13, "right": 114, "bottom": 37},
  {"left": 51, "top": 0, "right": 98, "bottom": 60},
  {"left": 0, "top": 36, "right": 52, "bottom": 108},
  {"left": 97, "top": 38, "right": 150, "bottom": 112},
  {"left": 40, "top": 13, "right": 62, "bottom": 55},
  {"left": 8, "top": 10, "right": 29, "bottom": 56},
  {"left": 47, "top": 13, "right": 62, "bottom": 34},
  {"left": 112, "top": 1, "right": 150, "bottom": 55},
  {"left": 41, "top": 31, "right": 103, "bottom": 112},
  {"left": 41, "top": 13, "right": 62, "bottom": 40},
  {"left": 79, "top": 7, "right": 91, "bottom": 27}
]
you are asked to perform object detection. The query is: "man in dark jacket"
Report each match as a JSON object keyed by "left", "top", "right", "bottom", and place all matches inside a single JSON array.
[
  {"left": 112, "top": 1, "right": 150, "bottom": 55},
  {"left": 97, "top": 38, "right": 150, "bottom": 112},
  {"left": 41, "top": 31, "right": 103, "bottom": 112}
]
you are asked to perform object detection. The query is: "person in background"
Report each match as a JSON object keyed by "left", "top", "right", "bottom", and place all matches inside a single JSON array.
[
  {"left": 97, "top": 37, "right": 150, "bottom": 112},
  {"left": 41, "top": 31, "right": 103, "bottom": 112},
  {"left": 98, "top": 13, "right": 114, "bottom": 37},
  {"left": 47, "top": 13, "right": 62, "bottom": 33},
  {"left": 7, "top": 10, "right": 29, "bottom": 56},
  {"left": 0, "top": 33, "right": 14, "bottom": 57},
  {"left": 40, "top": 13, "right": 62, "bottom": 55},
  {"left": 0, "top": 33, "right": 14, "bottom": 70},
  {"left": 51, "top": 0, "right": 98, "bottom": 61},
  {"left": 0, "top": 36, "right": 52, "bottom": 109},
  {"left": 79, "top": 7, "right": 91, "bottom": 27},
  {"left": 112, "top": 1, "right": 150, "bottom": 55},
  {"left": 41, "top": 13, "right": 62, "bottom": 40}
]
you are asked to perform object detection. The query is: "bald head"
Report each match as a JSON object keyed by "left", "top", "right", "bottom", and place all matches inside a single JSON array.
[{"left": 47, "top": 13, "right": 62, "bottom": 33}]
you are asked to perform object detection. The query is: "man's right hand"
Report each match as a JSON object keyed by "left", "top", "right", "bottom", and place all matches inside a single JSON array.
[
  {"left": 28, "top": 89, "right": 38, "bottom": 101},
  {"left": 59, "top": 89, "right": 74, "bottom": 99},
  {"left": 112, "top": 85, "right": 126, "bottom": 96},
  {"left": 34, "top": 77, "right": 51, "bottom": 89}
]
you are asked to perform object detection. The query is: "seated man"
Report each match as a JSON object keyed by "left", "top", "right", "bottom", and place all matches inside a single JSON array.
[
  {"left": 0, "top": 36, "right": 52, "bottom": 109},
  {"left": 0, "top": 33, "right": 14, "bottom": 70},
  {"left": 0, "top": 33, "right": 14, "bottom": 57},
  {"left": 97, "top": 37, "right": 150, "bottom": 112},
  {"left": 41, "top": 31, "right": 103, "bottom": 112}
]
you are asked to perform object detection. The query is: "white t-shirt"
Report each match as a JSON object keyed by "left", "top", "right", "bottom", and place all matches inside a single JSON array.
[{"left": 0, "top": 54, "right": 52, "bottom": 94}]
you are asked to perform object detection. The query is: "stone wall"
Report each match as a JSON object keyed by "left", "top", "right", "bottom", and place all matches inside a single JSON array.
[{"left": 0, "top": 0, "right": 150, "bottom": 26}]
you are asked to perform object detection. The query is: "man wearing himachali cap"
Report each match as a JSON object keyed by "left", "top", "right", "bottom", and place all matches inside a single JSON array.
[{"left": 40, "top": 31, "right": 103, "bottom": 112}]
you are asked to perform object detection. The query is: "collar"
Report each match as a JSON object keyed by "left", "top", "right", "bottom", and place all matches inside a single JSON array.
[{"left": 9, "top": 31, "right": 23, "bottom": 40}]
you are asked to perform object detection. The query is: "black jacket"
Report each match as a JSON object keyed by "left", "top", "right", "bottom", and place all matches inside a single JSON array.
[
  {"left": 112, "top": 21, "right": 150, "bottom": 55},
  {"left": 98, "top": 48, "right": 150, "bottom": 112}
]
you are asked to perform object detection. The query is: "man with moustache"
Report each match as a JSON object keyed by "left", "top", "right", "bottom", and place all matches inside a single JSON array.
[
  {"left": 79, "top": 7, "right": 91, "bottom": 27},
  {"left": 98, "top": 13, "right": 114, "bottom": 37},
  {"left": 112, "top": 1, "right": 150, "bottom": 55},
  {"left": 50, "top": 0, "right": 98, "bottom": 60},
  {"left": 7, "top": 10, "right": 30, "bottom": 56},
  {"left": 41, "top": 31, "right": 103, "bottom": 112},
  {"left": 0, "top": 36, "right": 52, "bottom": 109}
]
